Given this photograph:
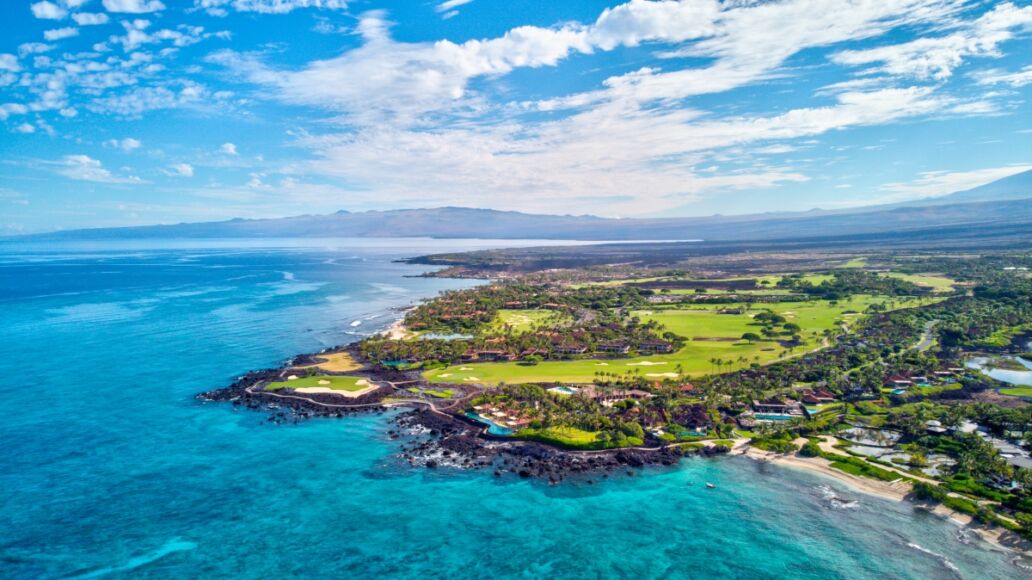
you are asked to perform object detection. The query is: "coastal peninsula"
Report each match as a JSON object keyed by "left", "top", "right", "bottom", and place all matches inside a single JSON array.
[{"left": 201, "top": 249, "right": 1032, "bottom": 557}]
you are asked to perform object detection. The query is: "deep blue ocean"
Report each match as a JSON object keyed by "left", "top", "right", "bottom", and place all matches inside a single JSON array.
[{"left": 0, "top": 238, "right": 1028, "bottom": 579}]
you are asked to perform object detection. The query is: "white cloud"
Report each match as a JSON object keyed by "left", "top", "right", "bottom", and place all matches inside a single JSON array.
[
  {"left": 55, "top": 154, "right": 144, "bottom": 183},
  {"left": 435, "top": 0, "right": 472, "bottom": 16},
  {"left": 973, "top": 65, "right": 1032, "bottom": 88},
  {"left": 0, "top": 54, "right": 19, "bottom": 72},
  {"left": 14, "top": 123, "right": 36, "bottom": 134},
  {"left": 31, "top": 1, "right": 67, "bottom": 20},
  {"left": 881, "top": 165, "right": 1032, "bottom": 200},
  {"left": 220, "top": 142, "right": 237, "bottom": 155},
  {"left": 102, "top": 0, "right": 166, "bottom": 14},
  {"left": 195, "top": 0, "right": 347, "bottom": 16},
  {"left": 218, "top": 1, "right": 962, "bottom": 127},
  {"left": 18, "top": 43, "right": 54, "bottom": 57},
  {"left": 104, "top": 137, "right": 142, "bottom": 151},
  {"left": 44, "top": 27, "right": 79, "bottom": 41},
  {"left": 87, "top": 82, "right": 211, "bottom": 116},
  {"left": 831, "top": 2, "right": 1032, "bottom": 81},
  {"left": 167, "top": 163, "right": 194, "bottom": 177},
  {"left": 73, "top": 13, "right": 112, "bottom": 26},
  {"left": 207, "top": 0, "right": 995, "bottom": 214}
]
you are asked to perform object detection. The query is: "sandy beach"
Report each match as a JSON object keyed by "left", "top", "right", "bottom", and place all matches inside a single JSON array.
[
  {"left": 738, "top": 445, "right": 1032, "bottom": 558},
  {"left": 385, "top": 317, "right": 412, "bottom": 340}
]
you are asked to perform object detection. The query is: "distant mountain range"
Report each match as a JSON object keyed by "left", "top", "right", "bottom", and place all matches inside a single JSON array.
[{"left": 15, "top": 169, "right": 1032, "bottom": 243}]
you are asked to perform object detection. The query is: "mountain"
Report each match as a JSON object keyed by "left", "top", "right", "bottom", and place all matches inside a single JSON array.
[
  {"left": 906, "top": 168, "right": 1032, "bottom": 205},
  {"left": 13, "top": 169, "right": 1032, "bottom": 243}
]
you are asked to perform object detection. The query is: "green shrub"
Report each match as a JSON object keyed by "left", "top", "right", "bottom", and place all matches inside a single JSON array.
[
  {"left": 799, "top": 440, "right": 821, "bottom": 457},
  {"left": 912, "top": 481, "right": 947, "bottom": 501}
]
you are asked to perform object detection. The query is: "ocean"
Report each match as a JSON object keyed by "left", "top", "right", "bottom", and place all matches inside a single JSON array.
[{"left": 0, "top": 238, "right": 1027, "bottom": 579}]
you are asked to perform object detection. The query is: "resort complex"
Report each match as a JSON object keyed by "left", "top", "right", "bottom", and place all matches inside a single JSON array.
[{"left": 207, "top": 251, "right": 1032, "bottom": 555}]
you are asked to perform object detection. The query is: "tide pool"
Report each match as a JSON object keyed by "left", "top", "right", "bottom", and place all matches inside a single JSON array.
[{"left": 0, "top": 239, "right": 1027, "bottom": 579}]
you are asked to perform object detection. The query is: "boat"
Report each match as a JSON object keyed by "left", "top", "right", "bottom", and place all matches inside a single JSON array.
[{"left": 706, "top": 482, "right": 716, "bottom": 489}]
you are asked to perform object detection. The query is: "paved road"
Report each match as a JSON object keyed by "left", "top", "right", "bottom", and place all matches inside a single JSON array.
[{"left": 914, "top": 319, "right": 939, "bottom": 351}]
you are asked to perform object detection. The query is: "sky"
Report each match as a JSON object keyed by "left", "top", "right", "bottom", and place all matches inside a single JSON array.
[{"left": 0, "top": 0, "right": 1030, "bottom": 234}]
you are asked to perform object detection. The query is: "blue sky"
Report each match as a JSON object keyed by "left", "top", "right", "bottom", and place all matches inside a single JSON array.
[{"left": 1, "top": 0, "right": 1030, "bottom": 234}]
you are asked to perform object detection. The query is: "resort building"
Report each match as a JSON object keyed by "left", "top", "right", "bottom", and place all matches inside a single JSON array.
[
  {"left": 751, "top": 398, "right": 804, "bottom": 416},
  {"left": 554, "top": 343, "right": 589, "bottom": 355},
  {"left": 638, "top": 340, "right": 674, "bottom": 354},
  {"left": 598, "top": 341, "right": 631, "bottom": 354}
]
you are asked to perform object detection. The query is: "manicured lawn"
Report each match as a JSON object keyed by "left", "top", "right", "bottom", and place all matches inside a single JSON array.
[
  {"left": 484, "top": 309, "right": 570, "bottom": 334},
  {"left": 1000, "top": 386, "right": 1032, "bottom": 398},
  {"left": 266, "top": 375, "right": 372, "bottom": 391},
  {"left": 426, "top": 296, "right": 939, "bottom": 385},
  {"left": 662, "top": 288, "right": 795, "bottom": 295},
  {"left": 884, "top": 272, "right": 956, "bottom": 293},
  {"left": 517, "top": 426, "right": 639, "bottom": 449}
]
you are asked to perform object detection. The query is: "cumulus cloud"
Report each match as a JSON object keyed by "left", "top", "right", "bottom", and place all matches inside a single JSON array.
[
  {"left": 73, "top": 13, "right": 112, "bottom": 26},
  {"left": 0, "top": 54, "right": 19, "bottom": 72},
  {"left": 55, "top": 154, "right": 144, "bottom": 183},
  {"left": 44, "top": 27, "right": 80, "bottom": 41},
  {"left": 14, "top": 122, "right": 36, "bottom": 134},
  {"left": 30, "top": 1, "right": 67, "bottom": 20},
  {"left": 205, "top": 0, "right": 1004, "bottom": 214},
  {"left": 18, "top": 43, "right": 54, "bottom": 56},
  {"left": 220, "top": 142, "right": 237, "bottom": 155},
  {"left": 167, "top": 163, "right": 194, "bottom": 177},
  {"left": 195, "top": 0, "right": 348, "bottom": 16},
  {"left": 102, "top": 0, "right": 166, "bottom": 14},
  {"left": 104, "top": 137, "right": 142, "bottom": 151}
]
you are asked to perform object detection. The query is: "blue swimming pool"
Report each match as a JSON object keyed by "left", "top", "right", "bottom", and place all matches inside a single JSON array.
[
  {"left": 465, "top": 412, "right": 514, "bottom": 436},
  {"left": 754, "top": 414, "right": 795, "bottom": 421}
]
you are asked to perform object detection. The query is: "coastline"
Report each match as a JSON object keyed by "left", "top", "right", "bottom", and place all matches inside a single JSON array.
[
  {"left": 194, "top": 258, "right": 1032, "bottom": 567},
  {"left": 738, "top": 446, "right": 1032, "bottom": 558},
  {"left": 385, "top": 316, "right": 412, "bottom": 340}
]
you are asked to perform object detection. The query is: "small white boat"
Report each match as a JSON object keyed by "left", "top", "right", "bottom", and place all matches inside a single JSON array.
[{"left": 706, "top": 482, "right": 716, "bottom": 489}]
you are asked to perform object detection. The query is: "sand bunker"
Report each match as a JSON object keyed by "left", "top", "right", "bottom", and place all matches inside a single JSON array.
[
  {"left": 627, "top": 361, "right": 667, "bottom": 366},
  {"left": 463, "top": 377, "right": 481, "bottom": 381},
  {"left": 294, "top": 382, "right": 377, "bottom": 398},
  {"left": 317, "top": 379, "right": 331, "bottom": 385},
  {"left": 595, "top": 362, "right": 609, "bottom": 366},
  {"left": 437, "top": 373, "right": 453, "bottom": 378},
  {"left": 459, "top": 367, "right": 474, "bottom": 371},
  {"left": 297, "top": 351, "right": 362, "bottom": 372}
]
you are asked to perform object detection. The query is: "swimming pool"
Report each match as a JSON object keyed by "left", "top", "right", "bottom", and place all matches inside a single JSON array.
[
  {"left": 465, "top": 412, "right": 514, "bottom": 436},
  {"left": 753, "top": 414, "right": 796, "bottom": 421},
  {"left": 548, "top": 386, "right": 578, "bottom": 395}
]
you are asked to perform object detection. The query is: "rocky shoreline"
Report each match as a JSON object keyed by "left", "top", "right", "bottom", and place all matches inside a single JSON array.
[
  {"left": 197, "top": 349, "right": 729, "bottom": 481},
  {"left": 389, "top": 408, "right": 729, "bottom": 484}
]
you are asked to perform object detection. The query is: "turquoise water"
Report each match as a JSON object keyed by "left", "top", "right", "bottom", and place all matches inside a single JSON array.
[
  {"left": 754, "top": 413, "right": 796, "bottom": 421},
  {"left": 0, "top": 239, "right": 1028, "bottom": 579},
  {"left": 464, "top": 411, "right": 514, "bottom": 436}
]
